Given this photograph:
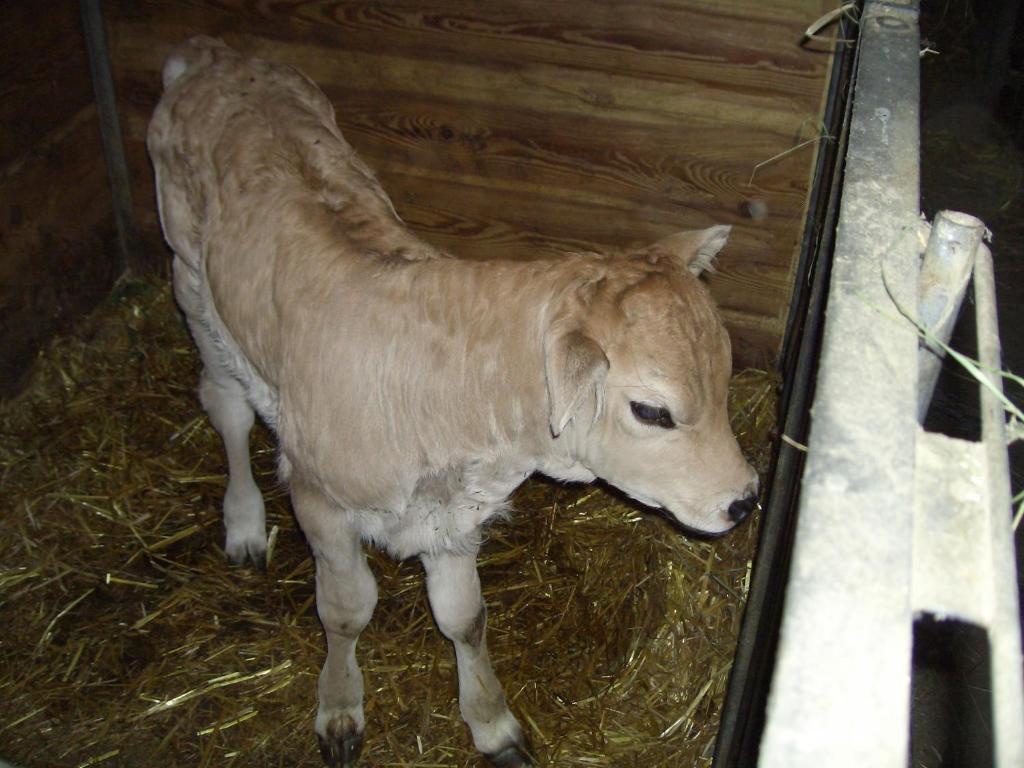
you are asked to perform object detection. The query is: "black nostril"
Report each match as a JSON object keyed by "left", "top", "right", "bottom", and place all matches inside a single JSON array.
[{"left": 728, "top": 494, "right": 757, "bottom": 523}]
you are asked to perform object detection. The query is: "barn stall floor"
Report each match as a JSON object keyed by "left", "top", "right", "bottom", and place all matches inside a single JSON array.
[{"left": 0, "top": 280, "right": 775, "bottom": 768}]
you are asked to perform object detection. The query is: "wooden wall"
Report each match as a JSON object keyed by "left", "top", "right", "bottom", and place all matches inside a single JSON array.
[
  {"left": 0, "top": 1, "right": 119, "bottom": 396},
  {"left": 105, "top": 0, "right": 835, "bottom": 367}
]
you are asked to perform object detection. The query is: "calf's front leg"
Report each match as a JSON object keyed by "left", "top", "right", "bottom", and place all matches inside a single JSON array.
[
  {"left": 422, "top": 550, "right": 534, "bottom": 767},
  {"left": 292, "top": 483, "right": 378, "bottom": 768}
]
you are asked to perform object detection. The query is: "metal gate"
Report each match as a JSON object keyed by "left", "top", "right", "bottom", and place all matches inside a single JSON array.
[{"left": 716, "top": 2, "right": 1024, "bottom": 766}]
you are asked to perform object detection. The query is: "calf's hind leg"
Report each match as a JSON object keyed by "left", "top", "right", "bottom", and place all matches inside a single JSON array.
[
  {"left": 422, "top": 550, "right": 534, "bottom": 767},
  {"left": 192, "top": 331, "right": 267, "bottom": 568},
  {"left": 292, "top": 482, "right": 377, "bottom": 768}
]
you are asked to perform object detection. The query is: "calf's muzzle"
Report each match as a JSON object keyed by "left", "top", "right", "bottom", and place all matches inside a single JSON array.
[{"left": 727, "top": 494, "right": 758, "bottom": 524}]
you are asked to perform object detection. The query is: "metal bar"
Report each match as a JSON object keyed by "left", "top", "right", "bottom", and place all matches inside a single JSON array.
[
  {"left": 80, "top": 0, "right": 137, "bottom": 275},
  {"left": 973, "top": 244, "right": 1024, "bottom": 767},
  {"left": 713, "top": 12, "right": 861, "bottom": 765},
  {"left": 912, "top": 431, "right": 989, "bottom": 624},
  {"left": 909, "top": 239, "right": 1024, "bottom": 766},
  {"left": 916, "top": 210, "right": 984, "bottom": 419},
  {"left": 758, "top": 2, "right": 922, "bottom": 766},
  {"left": 777, "top": 12, "right": 862, "bottom": 388}
]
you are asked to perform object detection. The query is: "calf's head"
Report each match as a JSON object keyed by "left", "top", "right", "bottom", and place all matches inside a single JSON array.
[{"left": 545, "top": 225, "right": 759, "bottom": 535}]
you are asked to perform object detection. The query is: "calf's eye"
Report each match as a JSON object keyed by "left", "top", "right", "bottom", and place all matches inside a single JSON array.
[{"left": 630, "top": 401, "right": 675, "bottom": 429}]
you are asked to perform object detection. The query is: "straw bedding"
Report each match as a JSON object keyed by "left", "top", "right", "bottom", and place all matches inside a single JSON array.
[{"left": 0, "top": 280, "right": 776, "bottom": 767}]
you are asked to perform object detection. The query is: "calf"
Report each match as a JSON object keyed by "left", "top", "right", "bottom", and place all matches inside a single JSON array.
[{"left": 148, "top": 37, "right": 758, "bottom": 768}]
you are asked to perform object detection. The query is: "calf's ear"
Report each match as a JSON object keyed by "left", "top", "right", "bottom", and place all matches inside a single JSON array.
[
  {"left": 640, "top": 224, "right": 731, "bottom": 276},
  {"left": 544, "top": 330, "right": 609, "bottom": 437}
]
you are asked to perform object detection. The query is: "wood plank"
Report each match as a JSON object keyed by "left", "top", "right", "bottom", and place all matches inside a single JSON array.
[
  {"left": 115, "top": 59, "right": 817, "bottom": 248},
  {"left": 118, "top": 97, "right": 809, "bottom": 346},
  {"left": 110, "top": 1, "right": 829, "bottom": 96},
  {"left": 370, "top": 173, "right": 796, "bottom": 320},
  {"left": 113, "top": 22, "right": 823, "bottom": 137},
  {"left": 117, "top": 74, "right": 815, "bottom": 243}
]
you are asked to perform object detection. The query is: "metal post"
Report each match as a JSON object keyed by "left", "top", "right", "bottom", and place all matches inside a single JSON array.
[
  {"left": 758, "top": 2, "right": 922, "bottom": 766},
  {"left": 916, "top": 210, "right": 985, "bottom": 419},
  {"left": 80, "top": 0, "right": 137, "bottom": 275},
  {"left": 973, "top": 245, "right": 1024, "bottom": 767}
]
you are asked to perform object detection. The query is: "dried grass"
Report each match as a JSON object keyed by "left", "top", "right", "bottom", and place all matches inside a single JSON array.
[{"left": 0, "top": 280, "right": 777, "bottom": 767}]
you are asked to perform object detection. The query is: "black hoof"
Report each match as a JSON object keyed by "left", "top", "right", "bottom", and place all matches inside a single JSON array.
[
  {"left": 486, "top": 742, "right": 535, "bottom": 767},
  {"left": 226, "top": 542, "right": 267, "bottom": 571},
  {"left": 317, "top": 715, "right": 364, "bottom": 768}
]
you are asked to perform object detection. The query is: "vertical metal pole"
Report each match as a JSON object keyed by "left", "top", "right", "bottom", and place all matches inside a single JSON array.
[
  {"left": 713, "top": 13, "right": 861, "bottom": 765},
  {"left": 758, "top": 2, "right": 921, "bottom": 766},
  {"left": 80, "top": 0, "right": 137, "bottom": 275},
  {"left": 973, "top": 244, "right": 1024, "bottom": 768}
]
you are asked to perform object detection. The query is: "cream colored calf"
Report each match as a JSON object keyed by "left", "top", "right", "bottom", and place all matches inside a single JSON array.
[{"left": 148, "top": 37, "right": 757, "bottom": 768}]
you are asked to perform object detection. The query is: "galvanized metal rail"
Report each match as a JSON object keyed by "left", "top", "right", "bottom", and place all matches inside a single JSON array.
[{"left": 755, "top": 1, "right": 1024, "bottom": 766}]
